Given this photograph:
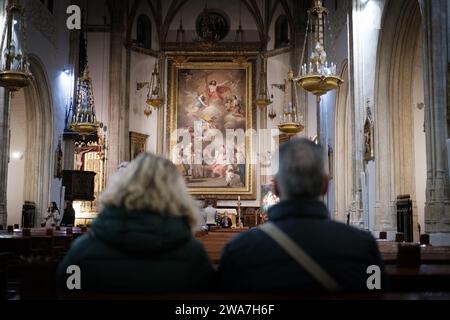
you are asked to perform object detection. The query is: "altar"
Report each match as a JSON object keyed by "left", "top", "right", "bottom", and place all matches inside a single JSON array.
[{"left": 216, "top": 208, "right": 238, "bottom": 228}]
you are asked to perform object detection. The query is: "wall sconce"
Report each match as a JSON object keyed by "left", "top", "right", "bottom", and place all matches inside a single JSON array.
[
  {"left": 271, "top": 83, "right": 286, "bottom": 93},
  {"left": 136, "top": 82, "right": 149, "bottom": 91}
]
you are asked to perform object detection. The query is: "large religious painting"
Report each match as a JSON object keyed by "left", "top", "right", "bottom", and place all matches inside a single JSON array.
[{"left": 168, "top": 60, "right": 255, "bottom": 199}]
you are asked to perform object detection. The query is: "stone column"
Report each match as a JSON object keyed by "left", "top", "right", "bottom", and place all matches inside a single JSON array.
[
  {"left": 349, "top": 0, "right": 364, "bottom": 227},
  {"left": 106, "top": 0, "right": 126, "bottom": 183},
  {"left": 0, "top": 88, "right": 10, "bottom": 227},
  {"left": 420, "top": 0, "right": 450, "bottom": 241}
]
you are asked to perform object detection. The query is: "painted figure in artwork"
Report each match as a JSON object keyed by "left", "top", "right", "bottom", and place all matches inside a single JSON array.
[{"left": 176, "top": 68, "right": 247, "bottom": 189}]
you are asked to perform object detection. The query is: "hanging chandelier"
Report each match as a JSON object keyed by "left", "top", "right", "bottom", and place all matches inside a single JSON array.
[
  {"left": 70, "top": 65, "right": 99, "bottom": 137},
  {"left": 256, "top": 53, "right": 272, "bottom": 108},
  {"left": 297, "top": 0, "right": 342, "bottom": 97},
  {"left": 0, "top": 0, "right": 32, "bottom": 92},
  {"left": 278, "top": 70, "right": 304, "bottom": 135},
  {"left": 146, "top": 62, "right": 163, "bottom": 108},
  {"left": 176, "top": 13, "right": 185, "bottom": 46}
]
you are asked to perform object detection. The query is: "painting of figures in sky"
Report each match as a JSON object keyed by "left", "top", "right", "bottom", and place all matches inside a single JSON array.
[{"left": 169, "top": 61, "right": 255, "bottom": 199}]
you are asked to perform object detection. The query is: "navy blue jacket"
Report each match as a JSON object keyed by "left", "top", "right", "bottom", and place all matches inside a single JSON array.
[{"left": 219, "top": 199, "right": 387, "bottom": 292}]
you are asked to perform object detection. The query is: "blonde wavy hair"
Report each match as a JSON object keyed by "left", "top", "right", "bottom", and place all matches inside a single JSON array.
[{"left": 99, "top": 153, "right": 199, "bottom": 229}]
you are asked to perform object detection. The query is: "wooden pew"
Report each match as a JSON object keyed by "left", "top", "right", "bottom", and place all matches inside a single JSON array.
[
  {"left": 196, "top": 229, "right": 243, "bottom": 264},
  {"left": 0, "top": 253, "right": 8, "bottom": 300}
]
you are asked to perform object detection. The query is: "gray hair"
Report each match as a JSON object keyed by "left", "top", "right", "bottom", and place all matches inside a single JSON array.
[{"left": 276, "top": 138, "right": 325, "bottom": 200}]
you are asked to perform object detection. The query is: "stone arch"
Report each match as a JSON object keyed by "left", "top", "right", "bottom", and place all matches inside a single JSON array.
[
  {"left": 374, "top": 0, "right": 422, "bottom": 235},
  {"left": 23, "top": 55, "right": 54, "bottom": 223}
]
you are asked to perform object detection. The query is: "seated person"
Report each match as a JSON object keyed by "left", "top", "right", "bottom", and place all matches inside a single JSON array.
[
  {"left": 44, "top": 202, "right": 61, "bottom": 228},
  {"left": 60, "top": 201, "right": 76, "bottom": 227},
  {"left": 219, "top": 138, "right": 387, "bottom": 292},
  {"left": 220, "top": 212, "right": 233, "bottom": 229},
  {"left": 57, "top": 153, "right": 215, "bottom": 293}
]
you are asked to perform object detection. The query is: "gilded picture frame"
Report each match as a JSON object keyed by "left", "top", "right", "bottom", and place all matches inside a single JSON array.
[
  {"left": 364, "top": 107, "right": 375, "bottom": 162},
  {"left": 129, "top": 132, "right": 149, "bottom": 161},
  {"left": 168, "top": 59, "right": 256, "bottom": 199}
]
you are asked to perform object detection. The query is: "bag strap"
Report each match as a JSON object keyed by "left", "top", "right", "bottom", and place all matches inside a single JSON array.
[{"left": 259, "top": 222, "right": 342, "bottom": 292}]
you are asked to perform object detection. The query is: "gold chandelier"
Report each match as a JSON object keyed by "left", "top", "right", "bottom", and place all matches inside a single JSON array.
[
  {"left": 297, "top": 0, "right": 343, "bottom": 97},
  {"left": 146, "top": 62, "right": 163, "bottom": 109},
  {"left": 255, "top": 53, "right": 272, "bottom": 108},
  {"left": 278, "top": 70, "right": 304, "bottom": 135},
  {"left": 70, "top": 65, "right": 99, "bottom": 137},
  {"left": 0, "top": 0, "right": 32, "bottom": 91}
]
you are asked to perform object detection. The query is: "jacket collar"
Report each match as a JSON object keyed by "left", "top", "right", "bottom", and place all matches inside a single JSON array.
[{"left": 268, "top": 199, "right": 330, "bottom": 222}]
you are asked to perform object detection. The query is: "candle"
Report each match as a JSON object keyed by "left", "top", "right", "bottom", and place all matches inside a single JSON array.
[{"left": 237, "top": 196, "right": 241, "bottom": 229}]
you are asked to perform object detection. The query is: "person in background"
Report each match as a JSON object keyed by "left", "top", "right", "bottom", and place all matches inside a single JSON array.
[
  {"left": 196, "top": 200, "right": 208, "bottom": 232},
  {"left": 259, "top": 210, "right": 269, "bottom": 224},
  {"left": 57, "top": 153, "right": 215, "bottom": 294},
  {"left": 44, "top": 202, "right": 60, "bottom": 228},
  {"left": 204, "top": 199, "right": 218, "bottom": 230},
  {"left": 221, "top": 212, "right": 232, "bottom": 229},
  {"left": 61, "top": 201, "right": 76, "bottom": 227},
  {"left": 219, "top": 138, "right": 387, "bottom": 292}
]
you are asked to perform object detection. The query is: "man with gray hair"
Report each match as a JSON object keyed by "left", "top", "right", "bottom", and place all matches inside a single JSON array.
[{"left": 219, "top": 138, "right": 386, "bottom": 292}]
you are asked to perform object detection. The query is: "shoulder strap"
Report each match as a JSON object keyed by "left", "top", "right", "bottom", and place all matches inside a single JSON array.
[{"left": 259, "top": 222, "right": 342, "bottom": 292}]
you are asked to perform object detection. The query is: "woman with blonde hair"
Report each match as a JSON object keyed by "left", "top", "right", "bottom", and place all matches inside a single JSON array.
[{"left": 57, "top": 153, "right": 215, "bottom": 293}]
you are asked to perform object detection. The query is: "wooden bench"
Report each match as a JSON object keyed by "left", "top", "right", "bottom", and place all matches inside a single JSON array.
[
  {"left": 196, "top": 229, "right": 243, "bottom": 264},
  {"left": 378, "top": 241, "right": 450, "bottom": 265}
]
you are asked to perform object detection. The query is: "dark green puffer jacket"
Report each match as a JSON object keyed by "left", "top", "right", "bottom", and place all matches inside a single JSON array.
[{"left": 57, "top": 207, "right": 215, "bottom": 293}]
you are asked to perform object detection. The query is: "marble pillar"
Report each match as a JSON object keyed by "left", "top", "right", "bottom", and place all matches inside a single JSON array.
[
  {"left": 106, "top": 0, "right": 126, "bottom": 183},
  {"left": 350, "top": 0, "right": 365, "bottom": 227},
  {"left": 420, "top": 0, "right": 450, "bottom": 238}
]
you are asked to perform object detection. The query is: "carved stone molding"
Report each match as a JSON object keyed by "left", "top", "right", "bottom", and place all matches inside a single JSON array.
[
  {"left": 375, "top": 0, "right": 422, "bottom": 233},
  {"left": 421, "top": 0, "right": 450, "bottom": 234}
]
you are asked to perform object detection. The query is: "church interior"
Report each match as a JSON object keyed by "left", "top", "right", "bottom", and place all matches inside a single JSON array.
[{"left": 0, "top": 0, "right": 450, "bottom": 301}]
